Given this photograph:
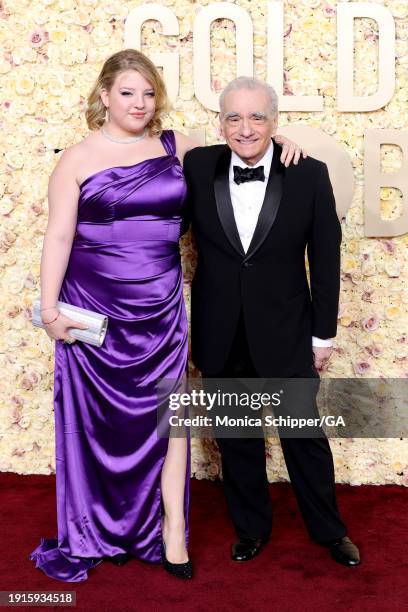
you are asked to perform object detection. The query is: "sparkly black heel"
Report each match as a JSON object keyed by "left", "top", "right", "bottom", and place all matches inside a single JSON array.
[{"left": 161, "top": 541, "right": 193, "bottom": 579}]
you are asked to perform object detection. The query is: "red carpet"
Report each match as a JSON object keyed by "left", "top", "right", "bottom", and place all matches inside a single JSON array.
[{"left": 0, "top": 473, "right": 407, "bottom": 611}]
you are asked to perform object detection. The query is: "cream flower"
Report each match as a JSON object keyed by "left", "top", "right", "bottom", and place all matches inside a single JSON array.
[
  {"left": 0, "top": 59, "right": 12, "bottom": 74},
  {"left": 385, "top": 261, "right": 401, "bottom": 278},
  {"left": 15, "top": 74, "right": 35, "bottom": 96},
  {"left": 4, "top": 151, "right": 25, "bottom": 169},
  {"left": 49, "top": 30, "right": 67, "bottom": 44},
  {"left": 0, "top": 197, "right": 14, "bottom": 215},
  {"left": 33, "top": 10, "right": 50, "bottom": 26},
  {"left": 384, "top": 306, "right": 402, "bottom": 320}
]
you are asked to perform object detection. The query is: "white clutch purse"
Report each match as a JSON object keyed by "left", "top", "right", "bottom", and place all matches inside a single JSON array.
[{"left": 32, "top": 299, "right": 108, "bottom": 347}]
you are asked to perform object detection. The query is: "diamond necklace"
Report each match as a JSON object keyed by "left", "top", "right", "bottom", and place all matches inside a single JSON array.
[{"left": 101, "top": 125, "right": 148, "bottom": 144}]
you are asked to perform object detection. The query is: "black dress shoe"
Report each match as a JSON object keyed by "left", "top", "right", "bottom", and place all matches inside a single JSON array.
[
  {"left": 161, "top": 542, "right": 193, "bottom": 579},
  {"left": 231, "top": 538, "right": 265, "bottom": 562},
  {"left": 326, "top": 537, "right": 361, "bottom": 567},
  {"left": 107, "top": 553, "right": 131, "bottom": 566}
]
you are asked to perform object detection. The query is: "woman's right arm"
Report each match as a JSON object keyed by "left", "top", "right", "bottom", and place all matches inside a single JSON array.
[{"left": 40, "top": 149, "right": 87, "bottom": 341}]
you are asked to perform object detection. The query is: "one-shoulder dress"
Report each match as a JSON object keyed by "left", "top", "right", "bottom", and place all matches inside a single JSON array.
[{"left": 29, "top": 130, "right": 189, "bottom": 582}]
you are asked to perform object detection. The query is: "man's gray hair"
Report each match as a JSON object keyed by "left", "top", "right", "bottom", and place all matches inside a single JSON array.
[{"left": 219, "top": 76, "right": 279, "bottom": 118}]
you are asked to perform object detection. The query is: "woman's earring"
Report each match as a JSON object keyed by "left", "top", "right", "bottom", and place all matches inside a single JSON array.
[{"left": 105, "top": 107, "right": 109, "bottom": 122}]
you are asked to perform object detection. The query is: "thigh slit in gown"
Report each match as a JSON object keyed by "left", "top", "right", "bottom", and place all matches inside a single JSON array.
[{"left": 29, "top": 130, "right": 189, "bottom": 582}]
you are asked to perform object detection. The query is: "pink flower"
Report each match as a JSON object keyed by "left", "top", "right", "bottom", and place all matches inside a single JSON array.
[
  {"left": 283, "top": 71, "right": 293, "bottom": 95},
  {"left": 20, "top": 372, "right": 39, "bottom": 391},
  {"left": 353, "top": 361, "right": 372, "bottom": 375},
  {"left": 362, "top": 315, "right": 380, "bottom": 332},
  {"left": 212, "top": 79, "right": 222, "bottom": 93},
  {"left": 367, "top": 343, "right": 383, "bottom": 358},
  {"left": 6, "top": 305, "right": 19, "bottom": 318},
  {"left": 30, "top": 29, "right": 48, "bottom": 48},
  {"left": 20, "top": 377, "right": 33, "bottom": 391},
  {"left": 24, "top": 272, "right": 36, "bottom": 290},
  {"left": 31, "top": 202, "right": 43, "bottom": 215},
  {"left": 12, "top": 406, "right": 22, "bottom": 423},
  {"left": 364, "top": 31, "right": 379, "bottom": 42},
  {"left": 381, "top": 240, "right": 395, "bottom": 254}
]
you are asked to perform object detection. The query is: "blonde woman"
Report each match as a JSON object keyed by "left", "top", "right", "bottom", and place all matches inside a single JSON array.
[{"left": 29, "top": 49, "right": 303, "bottom": 582}]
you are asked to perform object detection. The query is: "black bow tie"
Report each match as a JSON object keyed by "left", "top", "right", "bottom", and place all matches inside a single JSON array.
[{"left": 233, "top": 165, "right": 265, "bottom": 185}]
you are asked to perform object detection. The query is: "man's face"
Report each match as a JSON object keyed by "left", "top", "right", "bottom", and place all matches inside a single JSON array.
[{"left": 220, "top": 87, "right": 278, "bottom": 166}]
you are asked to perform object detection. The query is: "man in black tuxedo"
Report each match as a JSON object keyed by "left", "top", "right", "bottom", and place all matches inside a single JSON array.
[{"left": 182, "top": 77, "right": 360, "bottom": 567}]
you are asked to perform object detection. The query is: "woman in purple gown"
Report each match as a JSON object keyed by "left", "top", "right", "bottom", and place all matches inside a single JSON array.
[
  {"left": 29, "top": 49, "right": 303, "bottom": 582},
  {"left": 29, "top": 50, "right": 195, "bottom": 582}
]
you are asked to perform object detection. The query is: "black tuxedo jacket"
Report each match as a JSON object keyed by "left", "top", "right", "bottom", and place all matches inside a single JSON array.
[{"left": 182, "top": 142, "right": 342, "bottom": 377}]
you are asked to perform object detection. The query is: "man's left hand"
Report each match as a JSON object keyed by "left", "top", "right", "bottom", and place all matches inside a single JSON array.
[
  {"left": 274, "top": 135, "right": 308, "bottom": 167},
  {"left": 313, "top": 346, "right": 333, "bottom": 372}
]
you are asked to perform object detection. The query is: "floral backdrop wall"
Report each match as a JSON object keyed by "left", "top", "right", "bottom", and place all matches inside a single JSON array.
[{"left": 0, "top": 0, "right": 407, "bottom": 485}]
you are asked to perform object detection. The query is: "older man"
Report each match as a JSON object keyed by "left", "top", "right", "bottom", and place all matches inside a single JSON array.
[{"left": 183, "top": 77, "right": 360, "bottom": 567}]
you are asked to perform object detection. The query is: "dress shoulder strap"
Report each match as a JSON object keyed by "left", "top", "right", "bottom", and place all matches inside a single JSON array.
[{"left": 160, "top": 129, "right": 176, "bottom": 157}]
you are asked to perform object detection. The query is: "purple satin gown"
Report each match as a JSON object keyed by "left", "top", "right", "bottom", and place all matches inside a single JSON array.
[{"left": 29, "top": 130, "right": 189, "bottom": 582}]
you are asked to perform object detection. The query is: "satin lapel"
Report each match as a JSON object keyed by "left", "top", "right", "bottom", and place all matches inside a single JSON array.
[
  {"left": 214, "top": 147, "right": 245, "bottom": 257},
  {"left": 244, "top": 145, "right": 284, "bottom": 263}
]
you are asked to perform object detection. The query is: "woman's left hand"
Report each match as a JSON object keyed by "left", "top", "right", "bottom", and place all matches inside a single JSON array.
[{"left": 274, "top": 134, "right": 308, "bottom": 167}]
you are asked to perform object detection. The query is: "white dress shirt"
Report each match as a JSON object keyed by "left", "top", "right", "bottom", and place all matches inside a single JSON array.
[{"left": 229, "top": 142, "right": 332, "bottom": 348}]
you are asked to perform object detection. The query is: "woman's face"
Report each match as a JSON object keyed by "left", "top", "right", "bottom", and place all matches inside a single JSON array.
[{"left": 100, "top": 69, "right": 156, "bottom": 134}]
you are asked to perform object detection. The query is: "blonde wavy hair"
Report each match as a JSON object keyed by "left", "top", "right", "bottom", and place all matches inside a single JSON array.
[{"left": 85, "top": 49, "right": 169, "bottom": 136}]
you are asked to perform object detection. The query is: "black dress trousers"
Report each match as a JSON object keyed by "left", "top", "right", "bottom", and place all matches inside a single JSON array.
[{"left": 202, "top": 311, "right": 347, "bottom": 544}]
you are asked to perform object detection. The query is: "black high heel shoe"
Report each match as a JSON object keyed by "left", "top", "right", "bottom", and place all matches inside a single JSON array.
[
  {"left": 161, "top": 541, "right": 192, "bottom": 579},
  {"left": 108, "top": 553, "right": 131, "bottom": 566}
]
